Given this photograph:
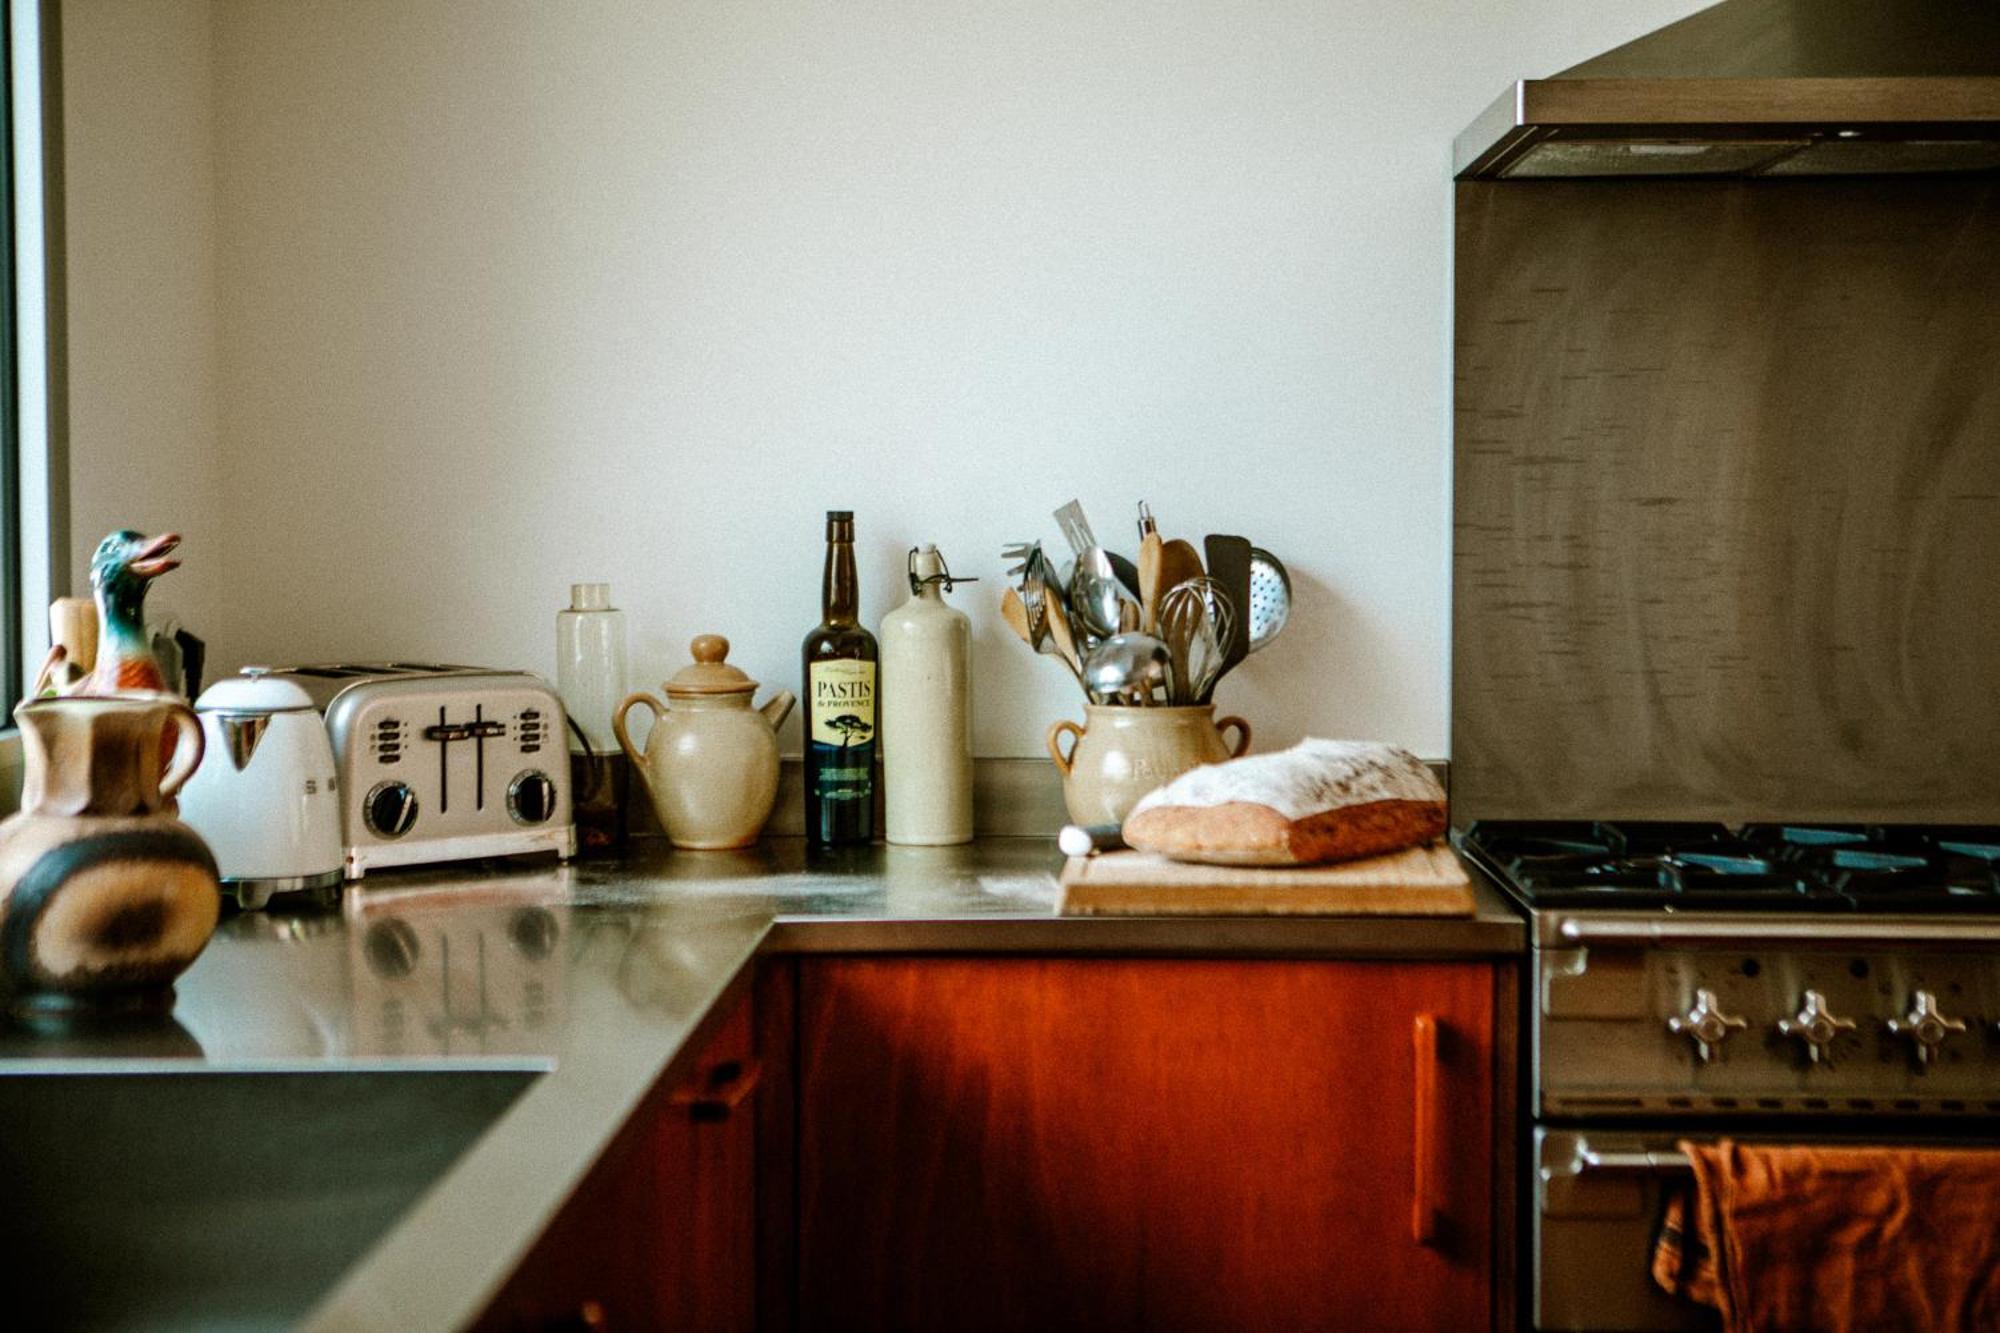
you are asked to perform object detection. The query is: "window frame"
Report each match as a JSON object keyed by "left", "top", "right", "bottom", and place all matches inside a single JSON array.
[{"left": 6, "top": 0, "right": 68, "bottom": 726}]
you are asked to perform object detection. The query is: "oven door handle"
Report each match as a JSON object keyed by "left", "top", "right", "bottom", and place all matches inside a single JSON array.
[
  {"left": 1556, "top": 918, "right": 2000, "bottom": 948},
  {"left": 1562, "top": 1144, "right": 1693, "bottom": 1177}
]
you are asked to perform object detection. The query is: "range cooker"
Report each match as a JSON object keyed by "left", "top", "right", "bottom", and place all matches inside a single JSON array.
[
  {"left": 1462, "top": 820, "right": 2000, "bottom": 1329},
  {"left": 1451, "top": 161, "right": 2000, "bottom": 1326}
]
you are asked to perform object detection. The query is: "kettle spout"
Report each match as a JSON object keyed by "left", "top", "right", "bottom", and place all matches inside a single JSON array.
[{"left": 759, "top": 688, "right": 797, "bottom": 732}]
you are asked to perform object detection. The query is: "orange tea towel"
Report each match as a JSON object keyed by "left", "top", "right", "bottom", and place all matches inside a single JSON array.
[{"left": 1652, "top": 1139, "right": 2000, "bottom": 1332}]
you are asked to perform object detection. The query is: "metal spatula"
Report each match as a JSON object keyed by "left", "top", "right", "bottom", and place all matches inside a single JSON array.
[{"left": 1202, "top": 535, "right": 1253, "bottom": 682}]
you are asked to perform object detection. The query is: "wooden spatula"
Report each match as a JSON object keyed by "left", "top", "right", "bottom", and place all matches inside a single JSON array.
[
  {"left": 1000, "top": 587, "right": 1035, "bottom": 648},
  {"left": 1138, "top": 531, "right": 1166, "bottom": 634}
]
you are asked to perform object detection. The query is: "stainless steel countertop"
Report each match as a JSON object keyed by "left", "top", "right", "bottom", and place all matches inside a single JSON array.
[{"left": 0, "top": 837, "right": 1522, "bottom": 1331}]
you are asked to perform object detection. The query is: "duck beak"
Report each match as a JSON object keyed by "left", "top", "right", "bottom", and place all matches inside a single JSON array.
[{"left": 128, "top": 532, "right": 182, "bottom": 578}]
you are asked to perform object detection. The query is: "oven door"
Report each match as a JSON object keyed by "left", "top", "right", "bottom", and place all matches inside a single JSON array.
[{"left": 1534, "top": 1125, "right": 1997, "bottom": 1332}]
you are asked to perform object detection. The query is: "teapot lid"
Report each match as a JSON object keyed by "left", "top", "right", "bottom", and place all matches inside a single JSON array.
[{"left": 666, "top": 635, "right": 757, "bottom": 696}]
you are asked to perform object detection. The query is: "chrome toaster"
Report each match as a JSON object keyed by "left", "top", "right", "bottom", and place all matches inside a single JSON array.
[{"left": 244, "top": 664, "right": 575, "bottom": 879}]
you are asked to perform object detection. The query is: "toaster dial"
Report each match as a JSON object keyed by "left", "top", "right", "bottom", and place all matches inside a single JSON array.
[
  {"left": 507, "top": 770, "right": 558, "bottom": 826},
  {"left": 364, "top": 780, "right": 419, "bottom": 838}
]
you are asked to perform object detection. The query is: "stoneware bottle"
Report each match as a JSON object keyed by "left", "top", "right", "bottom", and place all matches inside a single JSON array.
[
  {"left": 0, "top": 695, "right": 221, "bottom": 1010},
  {"left": 879, "top": 545, "right": 974, "bottom": 845},
  {"left": 614, "top": 636, "right": 797, "bottom": 849},
  {"left": 1047, "top": 704, "right": 1251, "bottom": 827}
]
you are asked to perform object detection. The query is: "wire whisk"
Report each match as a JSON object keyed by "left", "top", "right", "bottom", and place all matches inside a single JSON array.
[{"left": 1158, "top": 577, "right": 1236, "bottom": 705}]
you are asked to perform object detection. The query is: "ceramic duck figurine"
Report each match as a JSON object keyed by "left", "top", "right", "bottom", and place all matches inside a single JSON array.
[{"left": 78, "top": 531, "right": 181, "bottom": 696}]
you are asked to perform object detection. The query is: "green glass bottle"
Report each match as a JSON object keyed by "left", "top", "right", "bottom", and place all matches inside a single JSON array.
[{"left": 802, "top": 511, "right": 878, "bottom": 844}]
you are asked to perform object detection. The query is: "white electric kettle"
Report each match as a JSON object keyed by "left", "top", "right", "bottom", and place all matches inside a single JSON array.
[{"left": 179, "top": 674, "right": 344, "bottom": 909}]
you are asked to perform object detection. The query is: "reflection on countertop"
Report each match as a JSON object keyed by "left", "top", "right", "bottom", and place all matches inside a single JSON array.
[
  {"left": 0, "top": 839, "right": 1066, "bottom": 1068},
  {"left": 0, "top": 837, "right": 1520, "bottom": 1070}
]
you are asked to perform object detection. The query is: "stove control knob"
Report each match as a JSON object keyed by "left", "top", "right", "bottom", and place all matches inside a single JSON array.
[
  {"left": 1778, "top": 989, "right": 1856, "bottom": 1065},
  {"left": 1887, "top": 989, "right": 1966, "bottom": 1068},
  {"left": 364, "top": 781, "right": 418, "bottom": 839},
  {"left": 1668, "top": 988, "right": 1747, "bottom": 1063}
]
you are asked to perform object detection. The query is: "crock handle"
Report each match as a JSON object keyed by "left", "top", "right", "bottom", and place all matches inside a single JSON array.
[
  {"left": 1046, "top": 718, "right": 1085, "bottom": 777},
  {"left": 1216, "top": 715, "right": 1252, "bottom": 757}
]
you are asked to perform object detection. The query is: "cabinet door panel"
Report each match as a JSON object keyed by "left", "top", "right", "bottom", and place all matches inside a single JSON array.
[
  {"left": 795, "top": 958, "right": 1494, "bottom": 1333},
  {"left": 478, "top": 994, "right": 759, "bottom": 1331}
]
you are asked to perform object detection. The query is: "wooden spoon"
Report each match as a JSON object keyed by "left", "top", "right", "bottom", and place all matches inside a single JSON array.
[
  {"left": 1044, "top": 592, "right": 1083, "bottom": 677},
  {"left": 1155, "top": 538, "right": 1206, "bottom": 614},
  {"left": 1000, "top": 587, "right": 1035, "bottom": 648}
]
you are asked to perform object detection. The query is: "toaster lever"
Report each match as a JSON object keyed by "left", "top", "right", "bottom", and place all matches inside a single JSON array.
[{"left": 424, "top": 721, "right": 506, "bottom": 742}]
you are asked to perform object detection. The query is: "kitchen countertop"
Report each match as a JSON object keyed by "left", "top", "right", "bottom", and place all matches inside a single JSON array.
[{"left": 1, "top": 837, "right": 1522, "bottom": 1331}]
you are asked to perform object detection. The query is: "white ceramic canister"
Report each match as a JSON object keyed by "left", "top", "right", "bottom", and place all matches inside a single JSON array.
[{"left": 879, "top": 545, "right": 974, "bottom": 845}]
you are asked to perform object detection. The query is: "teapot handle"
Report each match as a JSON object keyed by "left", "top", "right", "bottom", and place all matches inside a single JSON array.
[{"left": 612, "top": 693, "right": 664, "bottom": 799}]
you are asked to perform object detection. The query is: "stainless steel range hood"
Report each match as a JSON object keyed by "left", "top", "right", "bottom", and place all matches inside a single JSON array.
[{"left": 1456, "top": 0, "right": 2000, "bottom": 178}]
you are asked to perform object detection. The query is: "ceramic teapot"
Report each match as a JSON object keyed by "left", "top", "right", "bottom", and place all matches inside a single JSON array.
[{"left": 614, "top": 636, "right": 797, "bottom": 849}]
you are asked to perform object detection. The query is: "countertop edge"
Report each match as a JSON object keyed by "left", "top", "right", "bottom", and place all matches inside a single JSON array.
[{"left": 299, "top": 925, "right": 769, "bottom": 1333}]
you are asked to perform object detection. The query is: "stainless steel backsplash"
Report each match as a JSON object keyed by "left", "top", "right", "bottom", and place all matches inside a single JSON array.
[{"left": 1452, "top": 177, "right": 2000, "bottom": 824}]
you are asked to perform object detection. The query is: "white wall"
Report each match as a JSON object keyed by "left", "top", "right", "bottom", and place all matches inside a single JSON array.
[
  {"left": 67, "top": 0, "right": 1705, "bottom": 756},
  {"left": 63, "top": 0, "right": 224, "bottom": 649}
]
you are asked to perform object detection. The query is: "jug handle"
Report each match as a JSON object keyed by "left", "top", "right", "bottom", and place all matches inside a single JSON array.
[
  {"left": 1046, "top": 718, "right": 1085, "bottom": 777},
  {"left": 159, "top": 702, "right": 206, "bottom": 799},
  {"left": 1217, "top": 715, "right": 1251, "bottom": 757},
  {"left": 612, "top": 693, "right": 664, "bottom": 799}
]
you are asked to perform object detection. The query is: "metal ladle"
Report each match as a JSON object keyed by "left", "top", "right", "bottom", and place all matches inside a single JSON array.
[
  {"left": 1069, "top": 546, "right": 1136, "bottom": 644},
  {"left": 1082, "top": 632, "right": 1175, "bottom": 706}
]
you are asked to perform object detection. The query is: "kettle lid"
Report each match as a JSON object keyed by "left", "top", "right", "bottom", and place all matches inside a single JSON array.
[
  {"left": 197, "top": 675, "right": 317, "bottom": 713},
  {"left": 666, "top": 635, "right": 757, "bottom": 697}
]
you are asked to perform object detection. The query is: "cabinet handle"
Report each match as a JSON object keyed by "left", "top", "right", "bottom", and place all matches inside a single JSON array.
[
  {"left": 1412, "top": 1013, "right": 1442, "bottom": 1248},
  {"left": 541, "top": 1298, "right": 606, "bottom": 1331},
  {"left": 670, "top": 1057, "right": 763, "bottom": 1122}
]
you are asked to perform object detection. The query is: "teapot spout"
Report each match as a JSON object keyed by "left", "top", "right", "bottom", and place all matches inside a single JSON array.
[{"left": 759, "top": 688, "right": 797, "bottom": 732}]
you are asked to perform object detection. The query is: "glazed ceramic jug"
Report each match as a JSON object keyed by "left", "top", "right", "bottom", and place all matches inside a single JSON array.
[
  {"left": 614, "top": 636, "right": 797, "bottom": 849},
  {"left": 1047, "top": 704, "right": 1251, "bottom": 826},
  {"left": 0, "top": 695, "right": 220, "bottom": 1008}
]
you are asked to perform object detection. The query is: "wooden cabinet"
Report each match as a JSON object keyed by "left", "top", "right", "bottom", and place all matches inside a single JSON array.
[
  {"left": 475, "top": 992, "right": 763, "bottom": 1332},
  {"left": 477, "top": 955, "right": 1513, "bottom": 1333},
  {"left": 789, "top": 957, "right": 1509, "bottom": 1333}
]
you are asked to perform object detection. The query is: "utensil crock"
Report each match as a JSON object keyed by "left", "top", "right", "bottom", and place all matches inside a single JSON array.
[{"left": 1045, "top": 704, "right": 1251, "bottom": 827}]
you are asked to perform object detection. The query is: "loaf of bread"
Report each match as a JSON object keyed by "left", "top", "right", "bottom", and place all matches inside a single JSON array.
[{"left": 1122, "top": 739, "right": 1446, "bottom": 867}]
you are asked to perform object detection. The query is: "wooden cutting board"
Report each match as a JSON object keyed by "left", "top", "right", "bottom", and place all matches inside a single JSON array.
[{"left": 1059, "top": 843, "right": 1474, "bottom": 916}]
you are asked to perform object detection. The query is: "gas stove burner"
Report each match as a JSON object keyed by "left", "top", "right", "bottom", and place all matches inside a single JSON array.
[{"left": 1460, "top": 819, "right": 2000, "bottom": 912}]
